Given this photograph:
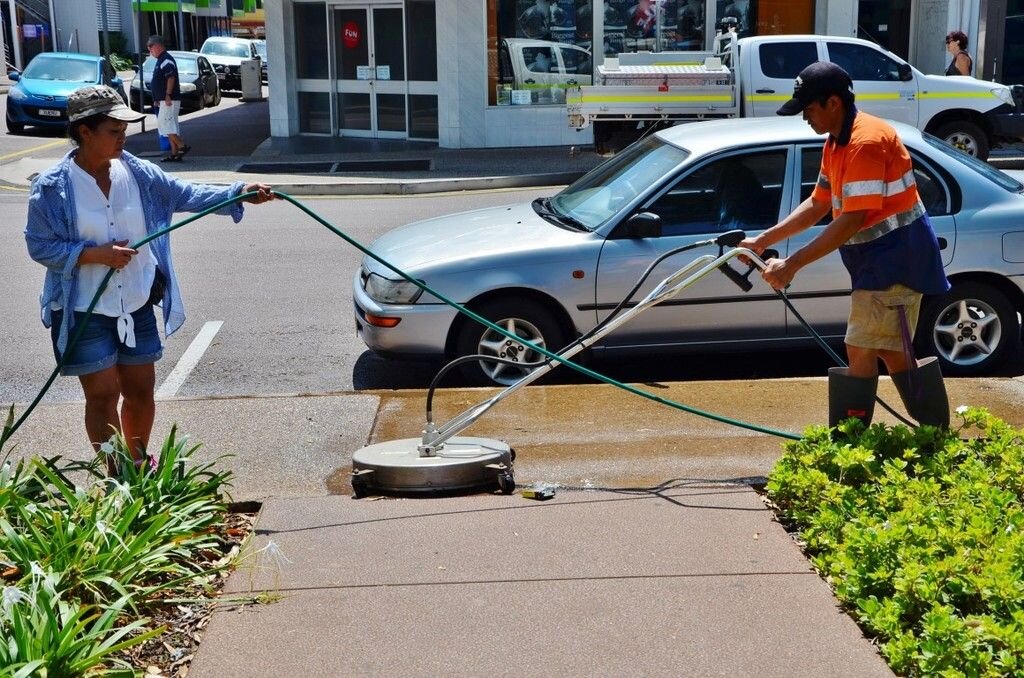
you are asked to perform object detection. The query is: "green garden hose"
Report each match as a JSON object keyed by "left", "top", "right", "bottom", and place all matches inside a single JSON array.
[{"left": 1, "top": 190, "right": 803, "bottom": 450}]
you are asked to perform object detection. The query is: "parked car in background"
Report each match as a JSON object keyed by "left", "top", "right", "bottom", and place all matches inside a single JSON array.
[
  {"left": 6, "top": 52, "right": 127, "bottom": 134},
  {"left": 354, "top": 117, "right": 1024, "bottom": 385},
  {"left": 199, "top": 37, "right": 260, "bottom": 91},
  {"left": 252, "top": 39, "right": 268, "bottom": 83},
  {"left": 129, "top": 51, "right": 221, "bottom": 113}
]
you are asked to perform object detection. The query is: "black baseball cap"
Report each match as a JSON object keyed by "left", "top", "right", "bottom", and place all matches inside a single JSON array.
[{"left": 777, "top": 61, "right": 853, "bottom": 116}]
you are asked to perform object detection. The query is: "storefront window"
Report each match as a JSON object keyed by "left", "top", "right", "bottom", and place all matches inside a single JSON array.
[
  {"left": 715, "top": 0, "right": 754, "bottom": 38},
  {"left": 487, "top": 0, "right": 595, "bottom": 106},
  {"left": 294, "top": 3, "right": 328, "bottom": 79}
]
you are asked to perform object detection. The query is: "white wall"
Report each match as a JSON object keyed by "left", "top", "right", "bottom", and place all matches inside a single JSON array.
[
  {"left": 53, "top": 0, "right": 100, "bottom": 54},
  {"left": 815, "top": 0, "right": 856, "bottom": 37},
  {"left": 267, "top": 0, "right": 293, "bottom": 137}
]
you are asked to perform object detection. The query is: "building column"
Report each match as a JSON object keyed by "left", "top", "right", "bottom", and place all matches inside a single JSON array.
[{"left": 267, "top": 0, "right": 294, "bottom": 137}]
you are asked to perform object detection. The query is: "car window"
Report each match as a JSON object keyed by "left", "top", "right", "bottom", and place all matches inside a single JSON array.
[
  {"left": 923, "top": 133, "right": 1024, "bottom": 192},
  {"left": 523, "top": 46, "right": 556, "bottom": 74},
  {"left": 552, "top": 135, "right": 689, "bottom": 230},
  {"left": 647, "top": 150, "right": 788, "bottom": 237},
  {"left": 759, "top": 43, "right": 817, "bottom": 79},
  {"left": 202, "top": 41, "right": 251, "bottom": 58},
  {"left": 826, "top": 42, "right": 903, "bottom": 82},
  {"left": 23, "top": 56, "right": 97, "bottom": 82},
  {"left": 558, "top": 45, "right": 591, "bottom": 77},
  {"left": 800, "top": 145, "right": 951, "bottom": 218}
]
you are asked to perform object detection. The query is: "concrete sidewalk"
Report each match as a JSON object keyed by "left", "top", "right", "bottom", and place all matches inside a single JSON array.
[
  {"left": 12, "top": 375, "right": 1017, "bottom": 675},
  {"left": 179, "top": 375, "right": 1024, "bottom": 676}
]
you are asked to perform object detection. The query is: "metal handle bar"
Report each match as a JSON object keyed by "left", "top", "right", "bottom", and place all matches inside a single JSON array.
[{"left": 418, "top": 246, "right": 773, "bottom": 455}]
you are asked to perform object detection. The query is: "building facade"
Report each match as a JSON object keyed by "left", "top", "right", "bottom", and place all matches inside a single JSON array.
[{"left": 1, "top": 0, "right": 262, "bottom": 71}]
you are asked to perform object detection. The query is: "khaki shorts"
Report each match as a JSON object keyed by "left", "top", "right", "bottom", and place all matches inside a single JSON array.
[{"left": 846, "top": 284, "right": 922, "bottom": 352}]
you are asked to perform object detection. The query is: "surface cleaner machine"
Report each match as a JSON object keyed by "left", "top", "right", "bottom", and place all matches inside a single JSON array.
[{"left": 350, "top": 230, "right": 776, "bottom": 497}]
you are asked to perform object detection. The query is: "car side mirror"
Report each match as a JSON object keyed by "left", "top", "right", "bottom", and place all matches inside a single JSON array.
[
  {"left": 898, "top": 63, "right": 912, "bottom": 81},
  {"left": 622, "top": 212, "right": 663, "bottom": 238},
  {"left": 8, "top": 71, "right": 19, "bottom": 82},
  {"left": 111, "top": 76, "right": 122, "bottom": 86}
]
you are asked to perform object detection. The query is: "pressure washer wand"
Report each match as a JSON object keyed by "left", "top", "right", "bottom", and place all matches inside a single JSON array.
[{"left": 420, "top": 243, "right": 774, "bottom": 456}]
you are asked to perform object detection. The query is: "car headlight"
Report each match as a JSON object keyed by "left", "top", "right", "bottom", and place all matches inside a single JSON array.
[
  {"left": 8, "top": 87, "right": 26, "bottom": 101},
  {"left": 992, "top": 86, "right": 1013, "bottom": 105},
  {"left": 363, "top": 272, "right": 423, "bottom": 304}
]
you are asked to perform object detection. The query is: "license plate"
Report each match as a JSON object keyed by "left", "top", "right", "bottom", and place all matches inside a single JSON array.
[
  {"left": 217, "top": 73, "right": 226, "bottom": 80},
  {"left": 38, "top": 109, "right": 61, "bottom": 117}
]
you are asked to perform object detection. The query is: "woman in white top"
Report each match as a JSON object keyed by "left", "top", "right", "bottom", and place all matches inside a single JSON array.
[{"left": 25, "top": 85, "right": 275, "bottom": 473}]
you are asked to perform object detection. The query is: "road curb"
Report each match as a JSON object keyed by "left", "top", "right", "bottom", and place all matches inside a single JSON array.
[
  {"left": 255, "top": 171, "right": 586, "bottom": 196},
  {"left": 1, "top": 170, "right": 586, "bottom": 194}
]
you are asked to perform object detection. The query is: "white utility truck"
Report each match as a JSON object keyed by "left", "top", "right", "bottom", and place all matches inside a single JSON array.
[{"left": 567, "top": 33, "right": 1024, "bottom": 160}]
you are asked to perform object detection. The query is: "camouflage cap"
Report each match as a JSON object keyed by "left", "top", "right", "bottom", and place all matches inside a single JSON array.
[{"left": 67, "top": 85, "right": 144, "bottom": 123}]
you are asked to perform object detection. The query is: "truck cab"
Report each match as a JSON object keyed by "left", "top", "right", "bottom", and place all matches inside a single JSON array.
[
  {"left": 501, "top": 38, "right": 592, "bottom": 104},
  {"left": 737, "top": 35, "right": 1019, "bottom": 159}
]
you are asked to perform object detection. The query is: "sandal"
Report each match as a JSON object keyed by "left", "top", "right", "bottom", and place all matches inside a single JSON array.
[{"left": 161, "top": 154, "right": 183, "bottom": 163}]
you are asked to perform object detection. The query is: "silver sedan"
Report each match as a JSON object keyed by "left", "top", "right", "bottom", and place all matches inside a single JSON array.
[{"left": 354, "top": 117, "right": 1024, "bottom": 385}]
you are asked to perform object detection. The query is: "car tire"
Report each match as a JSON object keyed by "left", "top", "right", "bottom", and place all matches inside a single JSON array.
[
  {"left": 6, "top": 115, "right": 24, "bottom": 134},
  {"left": 454, "top": 298, "right": 567, "bottom": 386},
  {"left": 935, "top": 120, "right": 990, "bottom": 161},
  {"left": 915, "top": 281, "right": 1020, "bottom": 376},
  {"left": 213, "top": 89, "right": 222, "bottom": 107}
]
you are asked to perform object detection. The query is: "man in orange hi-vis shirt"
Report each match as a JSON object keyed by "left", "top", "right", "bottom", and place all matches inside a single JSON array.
[{"left": 740, "top": 62, "right": 951, "bottom": 430}]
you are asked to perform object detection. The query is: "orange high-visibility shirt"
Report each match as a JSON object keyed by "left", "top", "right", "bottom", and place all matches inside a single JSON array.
[{"left": 811, "top": 111, "right": 924, "bottom": 245}]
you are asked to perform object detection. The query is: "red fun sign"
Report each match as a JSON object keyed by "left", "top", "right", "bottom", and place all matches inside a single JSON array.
[{"left": 342, "top": 21, "right": 360, "bottom": 49}]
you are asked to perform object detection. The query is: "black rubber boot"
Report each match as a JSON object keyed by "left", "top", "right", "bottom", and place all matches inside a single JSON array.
[
  {"left": 828, "top": 367, "right": 878, "bottom": 428},
  {"left": 890, "top": 357, "right": 950, "bottom": 428}
]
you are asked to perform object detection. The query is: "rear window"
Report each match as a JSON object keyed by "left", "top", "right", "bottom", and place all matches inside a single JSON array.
[{"left": 924, "top": 134, "right": 1024, "bottom": 192}]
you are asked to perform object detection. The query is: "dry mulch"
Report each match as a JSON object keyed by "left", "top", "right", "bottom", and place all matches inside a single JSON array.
[{"left": 115, "top": 510, "right": 258, "bottom": 678}]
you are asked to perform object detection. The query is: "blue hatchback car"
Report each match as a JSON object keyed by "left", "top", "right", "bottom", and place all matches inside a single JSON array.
[{"left": 6, "top": 52, "right": 127, "bottom": 134}]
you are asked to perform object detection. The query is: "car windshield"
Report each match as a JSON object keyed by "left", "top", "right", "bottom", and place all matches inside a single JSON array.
[
  {"left": 142, "top": 55, "right": 198, "bottom": 77},
  {"left": 202, "top": 41, "right": 250, "bottom": 58},
  {"left": 549, "top": 136, "right": 690, "bottom": 230},
  {"left": 22, "top": 56, "right": 97, "bottom": 82},
  {"left": 923, "top": 133, "right": 1024, "bottom": 192}
]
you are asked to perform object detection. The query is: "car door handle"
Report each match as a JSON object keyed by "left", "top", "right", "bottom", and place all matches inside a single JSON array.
[{"left": 755, "top": 88, "right": 775, "bottom": 94}]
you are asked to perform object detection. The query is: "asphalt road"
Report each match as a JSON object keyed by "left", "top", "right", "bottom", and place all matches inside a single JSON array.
[{"left": 2, "top": 91, "right": 1020, "bottom": 408}]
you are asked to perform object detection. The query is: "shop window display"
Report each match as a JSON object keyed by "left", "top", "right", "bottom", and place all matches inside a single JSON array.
[{"left": 488, "top": 0, "right": 594, "bottom": 106}]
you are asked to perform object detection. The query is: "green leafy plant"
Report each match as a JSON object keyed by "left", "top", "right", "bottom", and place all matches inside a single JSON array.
[
  {"left": 0, "top": 579, "right": 160, "bottom": 676},
  {"left": 768, "top": 408, "right": 1024, "bottom": 676},
  {"left": 0, "top": 427, "right": 238, "bottom": 676}
]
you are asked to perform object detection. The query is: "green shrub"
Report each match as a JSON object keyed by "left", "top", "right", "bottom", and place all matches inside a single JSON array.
[
  {"left": 768, "top": 408, "right": 1024, "bottom": 676},
  {"left": 0, "top": 426, "right": 234, "bottom": 676}
]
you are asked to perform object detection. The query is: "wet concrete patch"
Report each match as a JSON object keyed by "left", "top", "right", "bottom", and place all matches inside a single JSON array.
[{"left": 367, "top": 378, "right": 1024, "bottom": 488}]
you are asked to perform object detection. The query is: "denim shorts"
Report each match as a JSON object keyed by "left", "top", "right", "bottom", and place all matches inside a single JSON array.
[{"left": 51, "top": 305, "right": 164, "bottom": 377}]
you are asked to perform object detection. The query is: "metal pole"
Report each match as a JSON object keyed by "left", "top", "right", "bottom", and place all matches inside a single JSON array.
[
  {"left": 100, "top": 0, "right": 110, "bottom": 58},
  {"left": 47, "top": 0, "right": 56, "bottom": 51},
  {"left": 177, "top": 0, "right": 185, "bottom": 50},
  {"left": 7, "top": 0, "right": 22, "bottom": 69}
]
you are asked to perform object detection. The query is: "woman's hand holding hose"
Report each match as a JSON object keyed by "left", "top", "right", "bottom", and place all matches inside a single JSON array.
[
  {"left": 80, "top": 239, "right": 137, "bottom": 270},
  {"left": 243, "top": 183, "right": 276, "bottom": 204}
]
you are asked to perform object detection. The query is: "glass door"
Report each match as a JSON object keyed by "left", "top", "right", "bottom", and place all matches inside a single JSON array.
[{"left": 331, "top": 4, "right": 407, "bottom": 139}]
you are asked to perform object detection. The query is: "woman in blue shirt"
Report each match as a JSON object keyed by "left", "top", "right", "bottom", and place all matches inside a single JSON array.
[{"left": 24, "top": 85, "right": 274, "bottom": 473}]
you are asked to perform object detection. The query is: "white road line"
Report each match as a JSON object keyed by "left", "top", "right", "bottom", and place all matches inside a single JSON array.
[{"left": 155, "top": 321, "right": 223, "bottom": 399}]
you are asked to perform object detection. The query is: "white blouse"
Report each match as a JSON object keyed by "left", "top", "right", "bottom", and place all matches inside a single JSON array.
[{"left": 68, "top": 158, "right": 155, "bottom": 347}]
